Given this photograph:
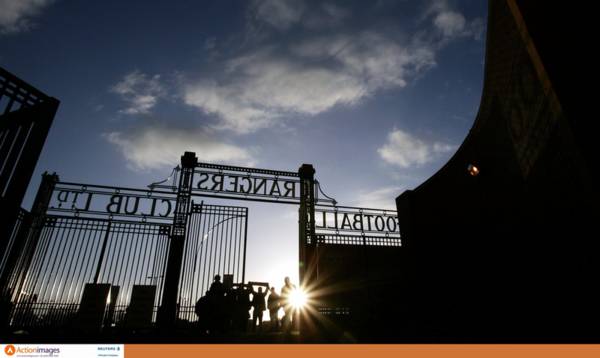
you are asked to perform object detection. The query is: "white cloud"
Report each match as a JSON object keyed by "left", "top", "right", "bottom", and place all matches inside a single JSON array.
[
  {"left": 292, "top": 32, "right": 436, "bottom": 89},
  {"left": 0, "top": 0, "right": 52, "bottom": 34},
  {"left": 103, "top": 123, "right": 255, "bottom": 171},
  {"left": 184, "top": 32, "right": 435, "bottom": 133},
  {"left": 184, "top": 52, "right": 366, "bottom": 133},
  {"left": 106, "top": 0, "right": 480, "bottom": 142},
  {"left": 427, "top": 0, "right": 484, "bottom": 40},
  {"left": 377, "top": 128, "right": 455, "bottom": 168},
  {"left": 111, "top": 70, "right": 165, "bottom": 115},
  {"left": 352, "top": 186, "right": 404, "bottom": 211},
  {"left": 253, "top": 0, "right": 305, "bottom": 30},
  {"left": 434, "top": 11, "right": 466, "bottom": 38}
]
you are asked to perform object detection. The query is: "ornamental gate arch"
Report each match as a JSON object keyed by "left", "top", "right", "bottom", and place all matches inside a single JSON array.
[{"left": 1, "top": 151, "right": 401, "bottom": 333}]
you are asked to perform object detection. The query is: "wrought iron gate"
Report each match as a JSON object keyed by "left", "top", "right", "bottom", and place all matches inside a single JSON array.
[
  {"left": 177, "top": 203, "right": 248, "bottom": 322},
  {"left": 2, "top": 172, "right": 248, "bottom": 331},
  {"left": 8, "top": 216, "right": 171, "bottom": 329},
  {"left": 1, "top": 151, "right": 400, "bottom": 337}
]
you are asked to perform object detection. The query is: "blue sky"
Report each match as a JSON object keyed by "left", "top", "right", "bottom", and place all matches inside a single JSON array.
[{"left": 1, "top": 0, "right": 486, "bottom": 290}]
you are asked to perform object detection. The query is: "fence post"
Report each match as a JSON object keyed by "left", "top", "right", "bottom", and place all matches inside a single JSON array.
[
  {"left": 298, "top": 164, "right": 316, "bottom": 335},
  {"left": 157, "top": 152, "right": 197, "bottom": 329},
  {"left": 298, "top": 164, "right": 316, "bottom": 288}
]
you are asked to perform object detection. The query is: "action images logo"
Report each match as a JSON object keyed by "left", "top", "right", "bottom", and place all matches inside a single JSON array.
[
  {"left": 3, "top": 345, "right": 14, "bottom": 356},
  {"left": 3, "top": 345, "right": 60, "bottom": 356}
]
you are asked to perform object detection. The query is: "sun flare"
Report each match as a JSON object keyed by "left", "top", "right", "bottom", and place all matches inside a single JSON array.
[{"left": 289, "top": 288, "right": 308, "bottom": 309}]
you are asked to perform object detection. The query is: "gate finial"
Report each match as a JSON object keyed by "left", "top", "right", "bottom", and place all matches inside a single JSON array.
[{"left": 181, "top": 152, "right": 198, "bottom": 168}]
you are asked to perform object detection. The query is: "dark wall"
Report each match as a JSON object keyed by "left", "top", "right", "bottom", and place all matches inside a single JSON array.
[
  {"left": 308, "top": 242, "right": 407, "bottom": 341},
  {"left": 395, "top": 0, "right": 598, "bottom": 342}
]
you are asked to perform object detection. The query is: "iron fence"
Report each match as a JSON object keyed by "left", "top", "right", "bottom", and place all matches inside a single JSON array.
[
  {"left": 9, "top": 216, "right": 170, "bottom": 329},
  {"left": 7, "top": 201, "right": 248, "bottom": 330}
]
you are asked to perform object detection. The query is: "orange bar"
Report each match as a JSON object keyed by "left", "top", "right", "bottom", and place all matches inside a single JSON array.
[{"left": 126, "top": 344, "right": 600, "bottom": 358}]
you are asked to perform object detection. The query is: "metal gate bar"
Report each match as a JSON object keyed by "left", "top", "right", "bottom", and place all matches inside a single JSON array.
[{"left": 0, "top": 208, "right": 30, "bottom": 295}]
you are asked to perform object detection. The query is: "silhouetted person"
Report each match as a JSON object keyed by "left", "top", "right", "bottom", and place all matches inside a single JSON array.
[
  {"left": 195, "top": 292, "right": 210, "bottom": 334},
  {"left": 233, "top": 284, "right": 251, "bottom": 332},
  {"left": 281, "top": 277, "right": 296, "bottom": 332},
  {"left": 267, "top": 287, "right": 281, "bottom": 331},
  {"left": 223, "top": 288, "right": 235, "bottom": 332},
  {"left": 232, "top": 286, "right": 243, "bottom": 331},
  {"left": 209, "top": 274, "right": 224, "bottom": 297},
  {"left": 207, "top": 274, "right": 227, "bottom": 332},
  {"left": 251, "top": 286, "right": 267, "bottom": 331}
]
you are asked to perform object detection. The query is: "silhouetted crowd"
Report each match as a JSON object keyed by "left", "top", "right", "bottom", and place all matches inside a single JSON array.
[{"left": 194, "top": 275, "right": 297, "bottom": 334}]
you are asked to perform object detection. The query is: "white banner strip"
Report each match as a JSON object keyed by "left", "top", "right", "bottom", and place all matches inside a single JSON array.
[{"left": 1, "top": 344, "right": 124, "bottom": 358}]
